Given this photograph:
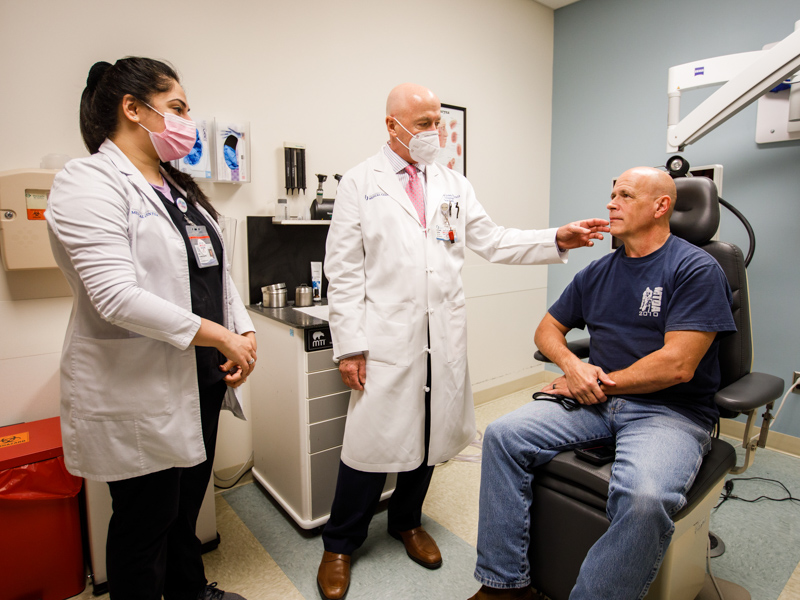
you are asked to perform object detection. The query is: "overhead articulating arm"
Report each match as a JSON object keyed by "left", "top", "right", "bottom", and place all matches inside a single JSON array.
[{"left": 667, "top": 22, "right": 800, "bottom": 152}]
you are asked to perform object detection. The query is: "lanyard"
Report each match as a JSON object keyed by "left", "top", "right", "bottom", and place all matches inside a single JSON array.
[
  {"left": 153, "top": 180, "right": 219, "bottom": 269},
  {"left": 176, "top": 197, "right": 219, "bottom": 269}
]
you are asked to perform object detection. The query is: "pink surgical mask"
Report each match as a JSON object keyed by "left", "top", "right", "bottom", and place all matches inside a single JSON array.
[{"left": 139, "top": 102, "right": 196, "bottom": 162}]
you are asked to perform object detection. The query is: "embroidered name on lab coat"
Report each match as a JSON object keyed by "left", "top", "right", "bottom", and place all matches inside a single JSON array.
[
  {"left": 130, "top": 209, "right": 159, "bottom": 219},
  {"left": 364, "top": 192, "right": 390, "bottom": 201}
]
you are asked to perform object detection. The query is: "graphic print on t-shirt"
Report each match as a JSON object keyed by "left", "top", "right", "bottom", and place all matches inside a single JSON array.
[{"left": 639, "top": 286, "right": 663, "bottom": 317}]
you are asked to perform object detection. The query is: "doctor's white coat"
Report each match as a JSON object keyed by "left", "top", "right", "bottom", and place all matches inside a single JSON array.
[
  {"left": 46, "top": 139, "right": 253, "bottom": 482},
  {"left": 324, "top": 148, "right": 566, "bottom": 473}
]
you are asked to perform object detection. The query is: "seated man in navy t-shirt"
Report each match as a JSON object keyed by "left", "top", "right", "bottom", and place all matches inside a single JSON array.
[{"left": 469, "top": 167, "right": 736, "bottom": 600}]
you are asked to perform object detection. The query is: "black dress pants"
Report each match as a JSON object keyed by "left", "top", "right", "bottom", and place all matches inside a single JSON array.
[
  {"left": 106, "top": 380, "right": 227, "bottom": 600},
  {"left": 322, "top": 349, "right": 434, "bottom": 555}
]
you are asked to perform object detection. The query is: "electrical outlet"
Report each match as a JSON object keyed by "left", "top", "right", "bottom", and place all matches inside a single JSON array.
[{"left": 793, "top": 371, "right": 800, "bottom": 394}]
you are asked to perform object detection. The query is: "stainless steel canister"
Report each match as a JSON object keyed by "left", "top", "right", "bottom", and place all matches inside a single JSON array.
[
  {"left": 295, "top": 284, "right": 313, "bottom": 307},
  {"left": 262, "top": 283, "right": 287, "bottom": 308}
]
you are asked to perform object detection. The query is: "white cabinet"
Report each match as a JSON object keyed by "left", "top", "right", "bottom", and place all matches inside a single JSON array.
[{"left": 248, "top": 308, "right": 394, "bottom": 529}]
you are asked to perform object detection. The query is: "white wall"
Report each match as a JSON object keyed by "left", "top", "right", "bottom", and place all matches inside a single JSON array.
[{"left": 0, "top": 0, "right": 555, "bottom": 470}]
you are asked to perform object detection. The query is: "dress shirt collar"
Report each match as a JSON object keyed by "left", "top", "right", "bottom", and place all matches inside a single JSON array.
[{"left": 383, "top": 144, "right": 426, "bottom": 176}]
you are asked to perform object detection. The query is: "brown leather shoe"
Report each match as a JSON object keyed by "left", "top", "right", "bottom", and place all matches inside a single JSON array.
[
  {"left": 389, "top": 526, "right": 443, "bottom": 569},
  {"left": 317, "top": 551, "right": 351, "bottom": 600},
  {"left": 467, "top": 585, "right": 535, "bottom": 600}
]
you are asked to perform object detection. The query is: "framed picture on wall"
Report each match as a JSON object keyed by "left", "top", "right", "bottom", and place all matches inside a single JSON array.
[{"left": 437, "top": 103, "right": 466, "bottom": 176}]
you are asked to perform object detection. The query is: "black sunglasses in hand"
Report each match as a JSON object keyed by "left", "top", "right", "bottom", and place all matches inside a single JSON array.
[{"left": 532, "top": 391, "right": 582, "bottom": 411}]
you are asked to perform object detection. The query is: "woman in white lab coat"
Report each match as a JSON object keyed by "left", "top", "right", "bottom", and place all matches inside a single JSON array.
[{"left": 46, "top": 57, "right": 254, "bottom": 600}]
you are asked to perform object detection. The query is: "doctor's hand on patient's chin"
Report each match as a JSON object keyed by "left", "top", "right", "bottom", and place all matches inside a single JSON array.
[
  {"left": 556, "top": 219, "right": 611, "bottom": 251},
  {"left": 339, "top": 354, "right": 367, "bottom": 391}
]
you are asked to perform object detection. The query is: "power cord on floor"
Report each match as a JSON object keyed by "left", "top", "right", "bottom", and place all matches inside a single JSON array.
[
  {"left": 715, "top": 476, "right": 800, "bottom": 510},
  {"left": 716, "top": 476, "right": 800, "bottom": 507},
  {"left": 213, "top": 451, "right": 254, "bottom": 490}
]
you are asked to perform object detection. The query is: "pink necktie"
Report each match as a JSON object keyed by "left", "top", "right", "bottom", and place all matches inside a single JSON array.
[{"left": 404, "top": 165, "right": 426, "bottom": 227}]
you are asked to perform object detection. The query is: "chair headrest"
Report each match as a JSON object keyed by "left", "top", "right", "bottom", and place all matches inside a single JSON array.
[{"left": 671, "top": 177, "right": 720, "bottom": 246}]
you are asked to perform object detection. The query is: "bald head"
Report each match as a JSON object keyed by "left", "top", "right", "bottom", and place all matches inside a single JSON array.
[
  {"left": 608, "top": 167, "right": 677, "bottom": 253},
  {"left": 386, "top": 83, "right": 440, "bottom": 118},
  {"left": 385, "top": 83, "right": 441, "bottom": 163},
  {"left": 622, "top": 167, "right": 677, "bottom": 210}
]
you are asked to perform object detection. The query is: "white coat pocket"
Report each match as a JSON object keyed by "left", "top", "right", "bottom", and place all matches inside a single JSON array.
[
  {"left": 365, "top": 302, "right": 410, "bottom": 367},
  {"left": 70, "top": 335, "right": 172, "bottom": 420}
]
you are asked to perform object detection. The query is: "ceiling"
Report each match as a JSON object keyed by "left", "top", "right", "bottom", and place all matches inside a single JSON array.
[{"left": 535, "top": 0, "right": 581, "bottom": 9}]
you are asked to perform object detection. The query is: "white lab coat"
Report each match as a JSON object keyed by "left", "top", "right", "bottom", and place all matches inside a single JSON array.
[
  {"left": 324, "top": 148, "right": 567, "bottom": 473},
  {"left": 46, "top": 139, "right": 253, "bottom": 482}
]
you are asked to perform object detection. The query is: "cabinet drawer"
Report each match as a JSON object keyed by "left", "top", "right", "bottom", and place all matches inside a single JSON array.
[
  {"left": 309, "top": 416, "right": 347, "bottom": 454},
  {"left": 307, "top": 369, "right": 349, "bottom": 399},
  {"left": 309, "top": 448, "right": 397, "bottom": 521},
  {"left": 307, "top": 348, "right": 336, "bottom": 373},
  {"left": 309, "top": 391, "right": 350, "bottom": 424},
  {"left": 310, "top": 446, "right": 342, "bottom": 520}
]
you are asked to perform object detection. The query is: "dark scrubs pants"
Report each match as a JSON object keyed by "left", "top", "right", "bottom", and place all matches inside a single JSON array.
[{"left": 106, "top": 380, "right": 227, "bottom": 600}]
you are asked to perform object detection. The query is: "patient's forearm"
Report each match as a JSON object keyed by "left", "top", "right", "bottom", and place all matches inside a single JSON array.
[
  {"left": 601, "top": 330, "right": 716, "bottom": 395},
  {"left": 535, "top": 315, "right": 613, "bottom": 405},
  {"left": 534, "top": 317, "right": 583, "bottom": 373},
  {"left": 601, "top": 353, "right": 686, "bottom": 395}
]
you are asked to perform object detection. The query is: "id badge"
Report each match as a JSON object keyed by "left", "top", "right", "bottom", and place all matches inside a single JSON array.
[
  {"left": 435, "top": 225, "right": 457, "bottom": 243},
  {"left": 186, "top": 225, "right": 219, "bottom": 268}
]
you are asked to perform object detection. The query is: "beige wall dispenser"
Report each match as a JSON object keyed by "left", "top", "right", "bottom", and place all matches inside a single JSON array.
[{"left": 0, "top": 169, "right": 60, "bottom": 270}]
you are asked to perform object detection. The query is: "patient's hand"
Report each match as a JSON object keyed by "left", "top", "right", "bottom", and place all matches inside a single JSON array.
[
  {"left": 549, "top": 363, "right": 615, "bottom": 405},
  {"left": 545, "top": 376, "right": 572, "bottom": 395}
]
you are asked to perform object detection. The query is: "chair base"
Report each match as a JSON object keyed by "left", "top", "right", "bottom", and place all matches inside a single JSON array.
[
  {"left": 708, "top": 531, "right": 726, "bottom": 558},
  {"left": 529, "top": 439, "right": 738, "bottom": 600},
  {"left": 644, "top": 477, "right": 726, "bottom": 599},
  {"left": 696, "top": 574, "right": 750, "bottom": 600}
]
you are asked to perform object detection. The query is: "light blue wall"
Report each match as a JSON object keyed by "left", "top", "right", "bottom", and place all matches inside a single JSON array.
[{"left": 549, "top": 0, "right": 800, "bottom": 436}]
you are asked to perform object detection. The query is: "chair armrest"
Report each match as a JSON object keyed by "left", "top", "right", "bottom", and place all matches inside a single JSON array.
[
  {"left": 714, "top": 372, "right": 785, "bottom": 414},
  {"left": 534, "top": 338, "right": 591, "bottom": 363},
  {"left": 716, "top": 372, "right": 785, "bottom": 475}
]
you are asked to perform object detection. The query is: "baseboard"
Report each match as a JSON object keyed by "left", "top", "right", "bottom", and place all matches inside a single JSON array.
[
  {"left": 200, "top": 532, "right": 221, "bottom": 554},
  {"left": 213, "top": 458, "right": 255, "bottom": 487},
  {"left": 472, "top": 371, "right": 557, "bottom": 406},
  {"left": 720, "top": 420, "right": 800, "bottom": 458}
]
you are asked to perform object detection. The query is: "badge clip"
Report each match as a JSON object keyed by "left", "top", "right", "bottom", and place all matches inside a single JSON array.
[{"left": 440, "top": 203, "right": 455, "bottom": 244}]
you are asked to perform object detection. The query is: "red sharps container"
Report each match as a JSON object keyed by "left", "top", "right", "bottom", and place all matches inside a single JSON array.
[{"left": 0, "top": 416, "right": 85, "bottom": 599}]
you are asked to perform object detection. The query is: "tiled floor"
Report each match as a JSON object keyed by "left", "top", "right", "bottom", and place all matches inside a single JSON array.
[
  {"left": 779, "top": 562, "right": 800, "bottom": 600},
  {"left": 69, "top": 384, "right": 800, "bottom": 599}
]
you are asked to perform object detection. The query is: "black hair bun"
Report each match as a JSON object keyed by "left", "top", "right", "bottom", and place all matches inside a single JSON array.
[{"left": 86, "top": 61, "right": 112, "bottom": 92}]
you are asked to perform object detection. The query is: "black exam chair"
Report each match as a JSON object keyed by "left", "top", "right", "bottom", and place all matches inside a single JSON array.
[{"left": 530, "top": 177, "right": 784, "bottom": 600}]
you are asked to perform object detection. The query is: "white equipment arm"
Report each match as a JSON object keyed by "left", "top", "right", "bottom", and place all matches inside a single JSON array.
[{"left": 667, "top": 23, "right": 800, "bottom": 152}]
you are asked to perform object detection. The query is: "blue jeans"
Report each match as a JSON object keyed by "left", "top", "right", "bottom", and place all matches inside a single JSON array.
[{"left": 474, "top": 396, "right": 711, "bottom": 600}]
